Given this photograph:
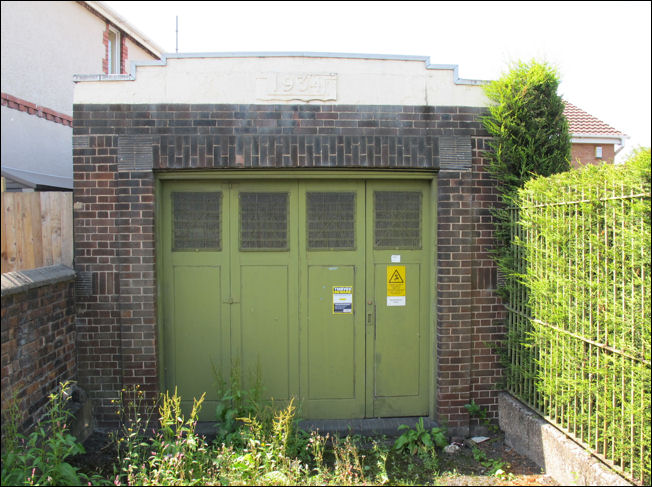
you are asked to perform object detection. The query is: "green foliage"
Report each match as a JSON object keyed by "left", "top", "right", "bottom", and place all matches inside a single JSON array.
[
  {"left": 470, "top": 445, "right": 511, "bottom": 479},
  {"left": 111, "top": 385, "right": 419, "bottom": 485},
  {"left": 482, "top": 60, "right": 571, "bottom": 305},
  {"left": 509, "top": 147, "right": 651, "bottom": 484},
  {"left": 483, "top": 60, "right": 571, "bottom": 196},
  {"left": 214, "top": 363, "right": 264, "bottom": 447},
  {"left": 463, "top": 399, "right": 486, "bottom": 421},
  {"left": 113, "top": 386, "right": 219, "bottom": 486},
  {"left": 393, "top": 418, "right": 447, "bottom": 459},
  {"left": 1, "top": 382, "right": 105, "bottom": 486},
  {"left": 464, "top": 400, "right": 499, "bottom": 433},
  {"left": 66, "top": 381, "right": 514, "bottom": 485}
]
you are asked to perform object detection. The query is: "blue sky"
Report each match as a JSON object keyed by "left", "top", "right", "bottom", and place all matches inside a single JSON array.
[{"left": 104, "top": 1, "right": 651, "bottom": 158}]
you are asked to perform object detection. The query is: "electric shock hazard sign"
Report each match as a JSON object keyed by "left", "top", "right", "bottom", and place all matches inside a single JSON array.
[
  {"left": 386, "top": 265, "right": 406, "bottom": 306},
  {"left": 333, "top": 286, "right": 353, "bottom": 314}
]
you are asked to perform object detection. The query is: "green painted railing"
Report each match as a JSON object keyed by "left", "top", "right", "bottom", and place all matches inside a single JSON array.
[{"left": 505, "top": 166, "right": 650, "bottom": 485}]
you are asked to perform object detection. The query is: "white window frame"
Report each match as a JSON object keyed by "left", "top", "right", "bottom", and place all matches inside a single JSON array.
[{"left": 107, "top": 26, "right": 121, "bottom": 74}]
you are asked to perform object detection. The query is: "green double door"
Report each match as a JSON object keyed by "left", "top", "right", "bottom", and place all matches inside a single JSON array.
[{"left": 160, "top": 178, "right": 431, "bottom": 419}]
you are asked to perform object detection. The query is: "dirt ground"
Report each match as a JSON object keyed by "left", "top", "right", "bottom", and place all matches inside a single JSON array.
[
  {"left": 71, "top": 430, "right": 558, "bottom": 485},
  {"left": 435, "top": 434, "right": 558, "bottom": 486}
]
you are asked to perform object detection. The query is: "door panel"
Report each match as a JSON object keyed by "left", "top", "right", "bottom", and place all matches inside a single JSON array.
[
  {"left": 172, "top": 265, "right": 222, "bottom": 403},
  {"left": 299, "top": 182, "right": 366, "bottom": 418},
  {"left": 239, "top": 265, "right": 290, "bottom": 400},
  {"left": 307, "top": 265, "right": 356, "bottom": 400},
  {"left": 373, "top": 263, "right": 421, "bottom": 398}
]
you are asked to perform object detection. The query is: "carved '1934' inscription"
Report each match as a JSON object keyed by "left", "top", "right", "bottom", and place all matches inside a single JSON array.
[{"left": 256, "top": 73, "right": 337, "bottom": 102}]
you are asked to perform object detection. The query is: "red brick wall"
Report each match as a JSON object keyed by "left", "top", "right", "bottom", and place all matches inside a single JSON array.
[
  {"left": 72, "top": 135, "right": 157, "bottom": 425},
  {"left": 571, "top": 143, "right": 615, "bottom": 167},
  {"left": 120, "top": 36, "right": 128, "bottom": 74},
  {"left": 1, "top": 272, "right": 77, "bottom": 434},
  {"left": 102, "top": 25, "right": 108, "bottom": 74},
  {"left": 102, "top": 23, "right": 128, "bottom": 75},
  {"left": 72, "top": 103, "right": 506, "bottom": 430},
  {"left": 436, "top": 136, "right": 505, "bottom": 435}
]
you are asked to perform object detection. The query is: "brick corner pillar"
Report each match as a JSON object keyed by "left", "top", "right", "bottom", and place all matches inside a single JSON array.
[
  {"left": 469, "top": 136, "right": 507, "bottom": 424},
  {"left": 116, "top": 166, "right": 158, "bottom": 406},
  {"left": 72, "top": 106, "right": 160, "bottom": 426},
  {"left": 436, "top": 168, "right": 474, "bottom": 436}
]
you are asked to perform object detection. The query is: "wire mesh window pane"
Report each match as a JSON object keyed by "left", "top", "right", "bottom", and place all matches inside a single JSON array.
[
  {"left": 374, "top": 191, "right": 422, "bottom": 249},
  {"left": 307, "top": 192, "right": 355, "bottom": 250},
  {"left": 172, "top": 192, "right": 221, "bottom": 251},
  {"left": 240, "top": 192, "right": 289, "bottom": 250}
]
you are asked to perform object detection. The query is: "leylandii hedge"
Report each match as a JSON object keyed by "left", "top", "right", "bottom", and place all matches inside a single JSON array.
[
  {"left": 481, "top": 60, "right": 571, "bottom": 302},
  {"left": 514, "top": 148, "right": 651, "bottom": 484}
]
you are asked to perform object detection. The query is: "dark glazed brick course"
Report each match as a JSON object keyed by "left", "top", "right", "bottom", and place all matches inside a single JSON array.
[{"left": 74, "top": 104, "right": 488, "bottom": 170}]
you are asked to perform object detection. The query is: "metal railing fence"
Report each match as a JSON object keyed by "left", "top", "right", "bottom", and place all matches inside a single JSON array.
[{"left": 505, "top": 180, "right": 650, "bottom": 485}]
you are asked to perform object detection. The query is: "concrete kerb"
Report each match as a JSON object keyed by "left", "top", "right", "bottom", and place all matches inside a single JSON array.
[
  {"left": 195, "top": 416, "right": 439, "bottom": 442},
  {"left": 499, "top": 392, "right": 632, "bottom": 486}
]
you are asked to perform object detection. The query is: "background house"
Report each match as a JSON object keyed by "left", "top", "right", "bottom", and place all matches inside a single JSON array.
[
  {"left": 564, "top": 101, "right": 628, "bottom": 167},
  {"left": 1, "top": 0, "right": 162, "bottom": 191}
]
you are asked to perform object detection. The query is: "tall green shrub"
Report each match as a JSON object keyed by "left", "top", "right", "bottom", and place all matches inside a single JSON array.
[
  {"left": 482, "top": 60, "right": 571, "bottom": 299},
  {"left": 483, "top": 60, "right": 571, "bottom": 196}
]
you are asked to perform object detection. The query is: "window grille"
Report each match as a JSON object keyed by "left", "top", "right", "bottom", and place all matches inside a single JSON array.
[
  {"left": 307, "top": 192, "right": 355, "bottom": 250},
  {"left": 172, "top": 192, "right": 221, "bottom": 250},
  {"left": 374, "top": 191, "right": 422, "bottom": 249},
  {"left": 240, "top": 192, "right": 289, "bottom": 250}
]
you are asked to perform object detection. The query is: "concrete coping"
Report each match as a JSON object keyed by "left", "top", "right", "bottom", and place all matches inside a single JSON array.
[
  {"left": 1, "top": 265, "right": 76, "bottom": 297},
  {"left": 499, "top": 391, "right": 632, "bottom": 486}
]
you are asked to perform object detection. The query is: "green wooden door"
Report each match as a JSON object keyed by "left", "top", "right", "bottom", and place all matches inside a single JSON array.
[
  {"left": 365, "top": 181, "right": 430, "bottom": 417},
  {"left": 298, "top": 181, "right": 367, "bottom": 418},
  {"left": 160, "top": 181, "right": 232, "bottom": 419},
  {"left": 228, "top": 182, "right": 300, "bottom": 407},
  {"left": 160, "top": 178, "right": 430, "bottom": 420}
]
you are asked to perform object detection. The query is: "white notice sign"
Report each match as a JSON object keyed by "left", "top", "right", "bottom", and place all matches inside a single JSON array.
[
  {"left": 387, "top": 296, "right": 406, "bottom": 306},
  {"left": 333, "top": 286, "right": 353, "bottom": 314}
]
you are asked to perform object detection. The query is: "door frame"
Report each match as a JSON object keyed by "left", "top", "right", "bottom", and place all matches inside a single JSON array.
[{"left": 155, "top": 169, "right": 439, "bottom": 419}]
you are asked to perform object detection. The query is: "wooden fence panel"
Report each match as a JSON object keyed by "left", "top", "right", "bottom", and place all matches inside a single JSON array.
[{"left": 1, "top": 192, "right": 73, "bottom": 273}]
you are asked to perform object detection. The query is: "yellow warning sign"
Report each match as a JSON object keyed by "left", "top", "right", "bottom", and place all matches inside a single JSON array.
[{"left": 387, "top": 265, "right": 406, "bottom": 297}]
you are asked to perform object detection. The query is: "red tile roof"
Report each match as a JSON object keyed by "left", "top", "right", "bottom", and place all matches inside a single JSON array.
[{"left": 564, "top": 102, "right": 626, "bottom": 137}]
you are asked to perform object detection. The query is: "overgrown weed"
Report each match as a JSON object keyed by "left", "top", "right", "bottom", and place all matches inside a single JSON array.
[
  {"left": 1, "top": 381, "right": 106, "bottom": 486},
  {"left": 5, "top": 379, "right": 518, "bottom": 485}
]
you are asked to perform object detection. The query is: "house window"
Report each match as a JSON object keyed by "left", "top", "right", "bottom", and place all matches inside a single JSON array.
[
  {"left": 595, "top": 146, "right": 603, "bottom": 159},
  {"left": 107, "top": 27, "right": 121, "bottom": 74}
]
